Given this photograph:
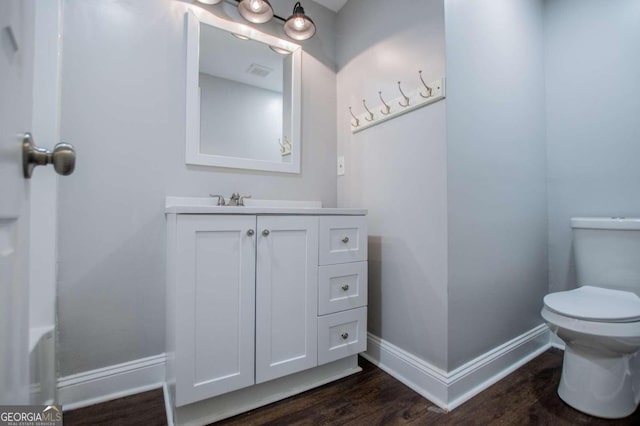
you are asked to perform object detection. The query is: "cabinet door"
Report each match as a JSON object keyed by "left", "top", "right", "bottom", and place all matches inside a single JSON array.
[
  {"left": 175, "top": 215, "right": 256, "bottom": 406},
  {"left": 256, "top": 216, "right": 319, "bottom": 383}
]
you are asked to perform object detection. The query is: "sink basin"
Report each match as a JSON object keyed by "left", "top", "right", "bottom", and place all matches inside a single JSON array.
[
  {"left": 165, "top": 197, "right": 366, "bottom": 216},
  {"left": 243, "top": 199, "right": 322, "bottom": 208},
  {"left": 165, "top": 196, "right": 321, "bottom": 209}
]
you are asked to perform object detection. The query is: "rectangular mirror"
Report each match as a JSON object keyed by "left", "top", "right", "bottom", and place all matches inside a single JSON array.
[{"left": 185, "top": 8, "right": 301, "bottom": 173}]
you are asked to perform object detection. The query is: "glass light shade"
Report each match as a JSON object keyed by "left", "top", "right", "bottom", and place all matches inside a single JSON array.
[
  {"left": 283, "top": 2, "right": 316, "bottom": 41},
  {"left": 269, "top": 45, "right": 293, "bottom": 55},
  {"left": 238, "top": 0, "right": 274, "bottom": 24},
  {"left": 231, "top": 33, "right": 251, "bottom": 40},
  {"left": 196, "top": 0, "right": 222, "bottom": 4}
]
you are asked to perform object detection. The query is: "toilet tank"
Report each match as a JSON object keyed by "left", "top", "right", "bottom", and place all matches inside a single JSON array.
[{"left": 572, "top": 217, "right": 640, "bottom": 295}]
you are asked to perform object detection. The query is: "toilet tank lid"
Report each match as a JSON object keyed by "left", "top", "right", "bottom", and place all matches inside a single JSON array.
[
  {"left": 571, "top": 217, "right": 640, "bottom": 230},
  {"left": 544, "top": 286, "right": 640, "bottom": 323}
]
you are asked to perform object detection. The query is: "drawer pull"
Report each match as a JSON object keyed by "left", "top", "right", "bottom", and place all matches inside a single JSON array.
[
  {"left": 262, "top": 230, "right": 270, "bottom": 237},
  {"left": 342, "top": 237, "right": 349, "bottom": 244},
  {"left": 247, "top": 229, "right": 255, "bottom": 236},
  {"left": 341, "top": 284, "right": 350, "bottom": 291},
  {"left": 341, "top": 332, "right": 349, "bottom": 340}
]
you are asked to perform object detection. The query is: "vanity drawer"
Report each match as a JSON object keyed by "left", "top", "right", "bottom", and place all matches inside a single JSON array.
[
  {"left": 318, "top": 262, "right": 367, "bottom": 315},
  {"left": 317, "top": 307, "right": 367, "bottom": 365},
  {"left": 319, "top": 216, "right": 367, "bottom": 265}
]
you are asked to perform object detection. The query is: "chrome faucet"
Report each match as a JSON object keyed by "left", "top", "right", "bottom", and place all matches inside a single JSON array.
[
  {"left": 209, "top": 194, "right": 225, "bottom": 206},
  {"left": 227, "top": 193, "right": 251, "bottom": 206},
  {"left": 228, "top": 192, "right": 241, "bottom": 206},
  {"left": 210, "top": 193, "right": 251, "bottom": 206}
]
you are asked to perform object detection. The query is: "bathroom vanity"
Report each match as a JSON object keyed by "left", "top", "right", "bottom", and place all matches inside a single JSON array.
[{"left": 165, "top": 197, "right": 368, "bottom": 425}]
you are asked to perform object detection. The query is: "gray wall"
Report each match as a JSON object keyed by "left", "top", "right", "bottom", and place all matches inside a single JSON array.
[
  {"left": 545, "top": 0, "right": 640, "bottom": 293},
  {"left": 336, "top": 0, "right": 449, "bottom": 369},
  {"left": 57, "top": 0, "right": 338, "bottom": 376},
  {"left": 445, "top": 0, "right": 548, "bottom": 369},
  {"left": 199, "top": 73, "right": 283, "bottom": 162}
]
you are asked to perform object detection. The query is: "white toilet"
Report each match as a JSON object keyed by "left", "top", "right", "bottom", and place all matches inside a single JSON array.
[{"left": 542, "top": 217, "right": 640, "bottom": 419}]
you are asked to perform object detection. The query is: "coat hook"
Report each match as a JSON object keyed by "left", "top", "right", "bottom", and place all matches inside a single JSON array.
[
  {"left": 398, "top": 81, "right": 410, "bottom": 107},
  {"left": 362, "top": 99, "right": 374, "bottom": 122},
  {"left": 349, "top": 107, "right": 360, "bottom": 128},
  {"left": 379, "top": 91, "right": 391, "bottom": 115},
  {"left": 419, "top": 70, "right": 432, "bottom": 98}
]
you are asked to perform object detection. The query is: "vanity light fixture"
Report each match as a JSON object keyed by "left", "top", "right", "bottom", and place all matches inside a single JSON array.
[
  {"left": 231, "top": 33, "right": 251, "bottom": 40},
  {"left": 269, "top": 45, "right": 292, "bottom": 55},
  {"left": 237, "top": 0, "right": 274, "bottom": 24},
  {"left": 283, "top": 2, "right": 316, "bottom": 41},
  {"left": 196, "top": 0, "right": 317, "bottom": 41}
]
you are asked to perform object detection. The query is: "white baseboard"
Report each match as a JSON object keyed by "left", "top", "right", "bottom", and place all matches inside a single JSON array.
[
  {"left": 446, "top": 324, "right": 551, "bottom": 409},
  {"left": 58, "top": 353, "right": 166, "bottom": 411},
  {"left": 361, "top": 335, "right": 450, "bottom": 408},
  {"left": 163, "top": 383, "right": 175, "bottom": 426},
  {"left": 362, "top": 324, "right": 552, "bottom": 411},
  {"left": 57, "top": 325, "right": 558, "bottom": 413}
]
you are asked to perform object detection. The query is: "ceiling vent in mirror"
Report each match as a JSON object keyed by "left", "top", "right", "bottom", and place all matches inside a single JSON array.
[{"left": 246, "top": 63, "right": 273, "bottom": 78}]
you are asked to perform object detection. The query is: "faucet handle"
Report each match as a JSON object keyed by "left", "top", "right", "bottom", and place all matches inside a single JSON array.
[
  {"left": 239, "top": 195, "right": 252, "bottom": 206},
  {"left": 209, "top": 194, "right": 226, "bottom": 206}
]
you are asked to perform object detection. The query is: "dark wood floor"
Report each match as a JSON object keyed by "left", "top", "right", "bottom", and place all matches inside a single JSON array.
[{"left": 63, "top": 349, "right": 640, "bottom": 425}]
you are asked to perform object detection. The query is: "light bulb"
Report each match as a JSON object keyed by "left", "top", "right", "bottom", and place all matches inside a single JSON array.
[
  {"left": 293, "top": 17, "right": 305, "bottom": 30},
  {"left": 250, "top": 0, "right": 261, "bottom": 11}
]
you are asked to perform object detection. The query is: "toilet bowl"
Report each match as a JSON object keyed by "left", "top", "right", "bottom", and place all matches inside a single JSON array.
[
  {"left": 542, "top": 217, "right": 640, "bottom": 419},
  {"left": 542, "top": 286, "right": 640, "bottom": 418}
]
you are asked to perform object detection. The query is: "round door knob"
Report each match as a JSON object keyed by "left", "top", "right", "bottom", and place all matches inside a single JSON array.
[
  {"left": 341, "top": 332, "right": 349, "bottom": 340},
  {"left": 51, "top": 143, "right": 76, "bottom": 176},
  {"left": 22, "top": 133, "right": 76, "bottom": 178},
  {"left": 262, "top": 230, "right": 270, "bottom": 237},
  {"left": 247, "top": 229, "right": 255, "bottom": 236},
  {"left": 342, "top": 237, "right": 349, "bottom": 244},
  {"left": 341, "top": 284, "right": 350, "bottom": 291}
]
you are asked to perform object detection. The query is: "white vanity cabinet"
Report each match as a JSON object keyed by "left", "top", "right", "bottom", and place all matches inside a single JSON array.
[
  {"left": 172, "top": 215, "right": 256, "bottom": 406},
  {"left": 165, "top": 201, "right": 368, "bottom": 425},
  {"left": 255, "top": 216, "right": 319, "bottom": 383}
]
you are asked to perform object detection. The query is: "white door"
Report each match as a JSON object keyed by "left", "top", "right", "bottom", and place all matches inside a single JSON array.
[
  {"left": 255, "top": 216, "right": 319, "bottom": 384},
  {"left": 175, "top": 215, "right": 256, "bottom": 406},
  {"left": 0, "top": 0, "right": 36, "bottom": 404}
]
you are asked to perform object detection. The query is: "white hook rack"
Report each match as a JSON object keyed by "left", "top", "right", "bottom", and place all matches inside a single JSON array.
[{"left": 349, "top": 75, "right": 446, "bottom": 134}]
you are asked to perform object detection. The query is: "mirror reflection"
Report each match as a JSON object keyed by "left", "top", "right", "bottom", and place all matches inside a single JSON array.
[{"left": 199, "top": 22, "right": 291, "bottom": 163}]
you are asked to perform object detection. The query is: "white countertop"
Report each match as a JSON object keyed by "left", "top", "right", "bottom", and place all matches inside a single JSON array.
[{"left": 165, "top": 197, "right": 367, "bottom": 215}]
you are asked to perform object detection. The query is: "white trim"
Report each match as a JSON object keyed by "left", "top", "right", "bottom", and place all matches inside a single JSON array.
[
  {"left": 174, "top": 356, "right": 361, "bottom": 426},
  {"left": 56, "top": 326, "right": 558, "bottom": 413},
  {"left": 58, "top": 353, "right": 166, "bottom": 411},
  {"left": 163, "top": 383, "right": 175, "bottom": 426},
  {"left": 446, "top": 324, "right": 551, "bottom": 409},
  {"left": 361, "top": 335, "right": 449, "bottom": 408},
  {"left": 362, "top": 324, "right": 552, "bottom": 411},
  {"left": 184, "top": 9, "right": 302, "bottom": 174}
]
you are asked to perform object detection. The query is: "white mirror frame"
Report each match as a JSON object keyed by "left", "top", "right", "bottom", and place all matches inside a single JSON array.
[{"left": 185, "top": 8, "right": 302, "bottom": 174}]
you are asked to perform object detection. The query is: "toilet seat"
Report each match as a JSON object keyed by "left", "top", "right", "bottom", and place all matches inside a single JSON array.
[{"left": 544, "top": 286, "right": 640, "bottom": 323}]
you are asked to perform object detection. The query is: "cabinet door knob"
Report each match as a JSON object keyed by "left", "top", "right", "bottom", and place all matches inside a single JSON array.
[
  {"left": 341, "top": 332, "right": 349, "bottom": 340},
  {"left": 247, "top": 229, "right": 255, "bottom": 236},
  {"left": 341, "top": 284, "right": 350, "bottom": 291},
  {"left": 342, "top": 237, "right": 349, "bottom": 244},
  {"left": 262, "top": 230, "right": 270, "bottom": 237}
]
